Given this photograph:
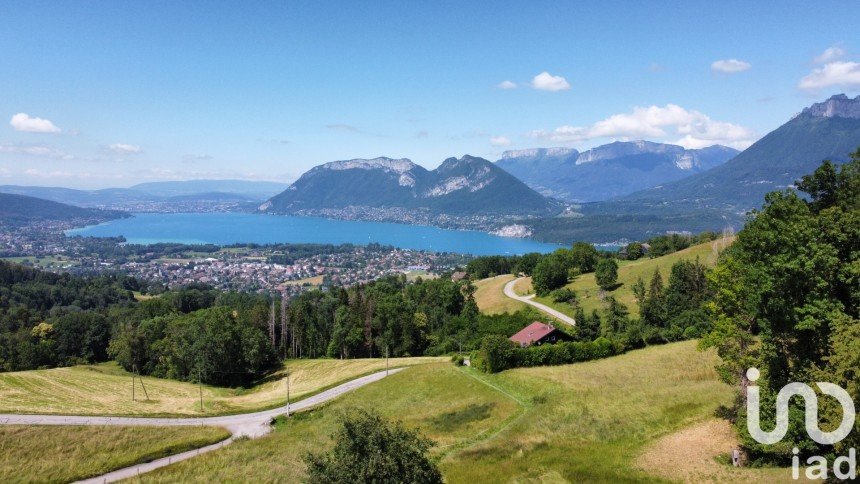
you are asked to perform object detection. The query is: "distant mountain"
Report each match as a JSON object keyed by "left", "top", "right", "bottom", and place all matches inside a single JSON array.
[
  {"left": 261, "top": 156, "right": 562, "bottom": 217},
  {"left": 130, "top": 179, "right": 288, "bottom": 199},
  {"left": 0, "top": 179, "right": 287, "bottom": 211},
  {"left": 519, "top": 94, "right": 860, "bottom": 244},
  {"left": 0, "top": 186, "right": 151, "bottom": 207},
  {"left": 0, "top": 193, "right": 126, "bottom": 227},
  {"left": 496, "top": 141, "right": 737, "bottom": 201},
  {"left": 613, "top": 94, "right": 860, "bottom": 212}
]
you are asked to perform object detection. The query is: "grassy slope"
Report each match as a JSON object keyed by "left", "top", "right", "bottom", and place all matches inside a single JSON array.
[
  {"left": 133, "top": 363, "right": 521, "bottom": 482},
  {"left": 519, "top": 237, "right": 732, "bottom": 318},
  {"left": 0, "top": 357, "right": 443, "bottom": 416},
  {"left": 473, "top": 274, "right": 525, "bottom": 315},
  {"left": 129, "top": 341, "right": 795, "bottom": 482},
  {"left": 0, "top": 425, "right": 229, "bottom": 483}
]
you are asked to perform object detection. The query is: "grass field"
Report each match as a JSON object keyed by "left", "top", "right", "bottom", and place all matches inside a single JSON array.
[
  {"left": 473, "top": 274, "right": 525, "bottom": 315},
  {"left": 1, "top": 256, "right": 79, "bottom": 269},
  {"left": 127, "top": 340, "right": 796, "bottom": 482},
  {"left": 0, "top": 357, "right": 442, "bottom": 416},
  {"left": 512, "top": 237, "right": 733, "bottom": 318},
  {"left": 0, "top": 425, "right": 229, "bottom": 483},
  {"left": 282, "top": 275, "right": 325, "bottom": 286},
  {"left": 131, "top": 362, "right": 522, "bottom": 482}
]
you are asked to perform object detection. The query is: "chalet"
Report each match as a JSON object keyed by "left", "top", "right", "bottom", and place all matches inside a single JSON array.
[{"left": 509, "top": 321, "right": 573, "bottom": 347}]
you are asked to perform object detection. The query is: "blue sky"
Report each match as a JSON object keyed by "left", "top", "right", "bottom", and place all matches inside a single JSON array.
[{"left": 1, "top": 1, "right": 858, "bottom": 188}]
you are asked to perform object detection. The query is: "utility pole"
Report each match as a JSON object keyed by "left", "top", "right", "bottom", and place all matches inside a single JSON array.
[
  {"left": 286, "top": 372, "right": 291, "bottom": 417},
  {"left": 198, "top": 367, "right": 203, "bottom": 413},
  {"left": 133, "top": 364, "right": 148, "bottom": 400},
  {"left": 386, "top": 346, "right": 389, "bottom": 376}
]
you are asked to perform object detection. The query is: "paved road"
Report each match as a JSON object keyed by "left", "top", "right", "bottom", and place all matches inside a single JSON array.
[
  {"left": 0, "top": 368, "right": 404, "bottom": 483},
  {"left": 503, "top": 278, "right": 576, "bottom": 326}
]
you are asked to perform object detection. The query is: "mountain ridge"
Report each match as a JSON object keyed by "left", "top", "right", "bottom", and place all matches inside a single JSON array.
[
  {"left": 611, "top": 94, "right": 860, "bottom": 211},
  {"left": 261, "top": 155, "right": 562, "bottom": 218},
  {"left": 496, "top": 141, "right": 738, "bottom": 201}
]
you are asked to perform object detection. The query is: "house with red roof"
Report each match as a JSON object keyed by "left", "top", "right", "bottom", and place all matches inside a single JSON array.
[{"left": 509, "top": 321, "right": 573, "bottom": 347}]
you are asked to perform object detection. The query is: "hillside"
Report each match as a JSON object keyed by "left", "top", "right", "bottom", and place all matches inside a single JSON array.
[
  {"left": 0, "top": 357, "right": 441, "bottom": 416},
  {"left": 261, "top": 156, "right": 563, "bottom": 217},
  {"left": 475, "top": 237, "right": 732, "bottom": 318},
  {"left": 497, "top": 141, "right": 737, "bottom": 201},
  {"left": 129, "top": 342, "right": 793, "bottom": 482},
  {"left": 0, "top": 426, "right": 229, "bottom": 483},
  {"left": 0, "top": 193, "right": 126, "bottom": 227}
]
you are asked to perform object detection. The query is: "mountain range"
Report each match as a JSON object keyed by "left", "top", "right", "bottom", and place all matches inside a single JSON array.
[
  {"left": 261, "top": 155, "right": 562, "bottom": 217},
  {"left": 608, "top": 94, "right": 860, "bottom": 212},
  {"left": 0, "top": 179, "right": 289, "bottom": 209},
  {"left": 496, "top": 142, "right": 738, "bottom": 201}
]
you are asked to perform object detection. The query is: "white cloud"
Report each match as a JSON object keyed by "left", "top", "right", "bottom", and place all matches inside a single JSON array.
[
  {"left": 0, "top": 167, "right": 10, "bottom": 177},
  {"left": 0, "top": 143, "right": 72, "bottom": 159},
  {"left": 798, "top": 61, "right": 860, "bottom": 91},
  {"left": 496, "top": 80, "right": 517, "bottom": 89},
  {"left": 9, "top": 113, "right": 61, "bottom": 133},
  {"left": 711, "top": 59, "right": 751, "bottom": 74},
  {"left": 489, "top": 136, "right": 512, "bottom": 147},
  {"left": 814, "top": 46, "right": 846, "bottom": 64},
  {"left": 531, "top": 71, "right": 570, "bottom": 91},
  {"left": 107, "top": 143, "right": 143, "bottom": 154},
  {"left": 529, "top": 104, "right": 756, "bottom": 150}
]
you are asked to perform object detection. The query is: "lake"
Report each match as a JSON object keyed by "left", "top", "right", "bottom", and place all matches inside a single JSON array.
[{"left": 66, "top": 213, "right": 562, "bottom": 255}]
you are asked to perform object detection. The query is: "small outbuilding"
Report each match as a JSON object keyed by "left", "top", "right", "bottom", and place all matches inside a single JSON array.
[{"left": 509, "top": 321, "right": 573, "bottom": 347}]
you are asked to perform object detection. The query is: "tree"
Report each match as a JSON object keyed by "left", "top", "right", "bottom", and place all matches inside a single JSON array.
[
  {"left": 701, "top": 152, "right": 860, "bottom": 464},
  {"left": 304, "top": 409, "right": 442, "bottom": 484},
  {"left": 570, "top": 242, "right": 599, "bottom": 273},
  {"left": 532, "top": 255, "right": 568, "bottom": 296},
  {"left": 622, "top": 242, "right": 644, "bottom": 260},
  {"left": 594, "top": 258, "right": 618, "bottom": 291}
]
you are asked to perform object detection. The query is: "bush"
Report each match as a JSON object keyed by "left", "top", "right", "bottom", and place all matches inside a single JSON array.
[
  {"left": 304, "top": 409, "right": 442, "bottom": 484},
  {"left": 550, "top": 288, "right": 577, "bottom": 304},
  {"left": 476, "top": 335, "right": 518, "bottom": 373}
]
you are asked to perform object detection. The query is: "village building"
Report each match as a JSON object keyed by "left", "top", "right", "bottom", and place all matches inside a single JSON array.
[{"left": 509, "top": 321, "right": 573, "bottom": 347}]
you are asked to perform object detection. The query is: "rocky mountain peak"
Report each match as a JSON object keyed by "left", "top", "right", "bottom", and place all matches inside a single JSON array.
[
  {"left": 319, "top": 157, "right": 418, "bottom": 173},
  {"left": 501, "top": 147, "right": 578, "bottom": 159},
  {"left": 801, "top": 94, "right": 860, "bottom": 119}
]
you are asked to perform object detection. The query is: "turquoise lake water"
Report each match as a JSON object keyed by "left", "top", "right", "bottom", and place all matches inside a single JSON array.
[{"left": 66, "top": 213, "right": 562, "bottom": 255}]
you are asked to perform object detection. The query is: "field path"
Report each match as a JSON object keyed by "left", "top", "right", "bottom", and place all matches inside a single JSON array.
[
  {"left": 0, "top": 368, "right": 403, "bottom": 483},
  {"left": 503, "top": 277, "right": 576, "bottom": 326}
]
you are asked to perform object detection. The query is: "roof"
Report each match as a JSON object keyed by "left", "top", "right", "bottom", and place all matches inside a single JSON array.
[
  {"left": 509, "top": 322, "right": 556, "bottom": 346},
  {"left": 451, "top": 271, "right": 468, "bottom": 281}
]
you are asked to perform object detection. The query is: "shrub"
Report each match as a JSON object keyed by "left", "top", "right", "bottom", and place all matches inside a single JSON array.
[
  {"left": 551, "top": 288, "right": 577, "bottom": 304},
  {"left": 477, "top": 335, "right": 518, "bottom": 373},
  {"left": 304, "top": 409, "right": 442, "bottom": 484}
]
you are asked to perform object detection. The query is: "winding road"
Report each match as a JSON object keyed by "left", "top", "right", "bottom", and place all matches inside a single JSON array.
[
  {"left": 0, "top": 368, "right": 404, "bottom": 483},
  {"left": 503, "top": 277, "right": 576, "bottom": 326}
]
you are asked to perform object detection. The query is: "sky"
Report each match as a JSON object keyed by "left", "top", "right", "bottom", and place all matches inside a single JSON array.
[{"left": 1, "top": 1, "right": 859, "bottom": 189}]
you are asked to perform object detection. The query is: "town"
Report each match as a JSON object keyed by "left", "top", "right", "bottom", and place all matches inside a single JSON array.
[{"left": 0, "top": 219, "right": 472, "bottom": 295}]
